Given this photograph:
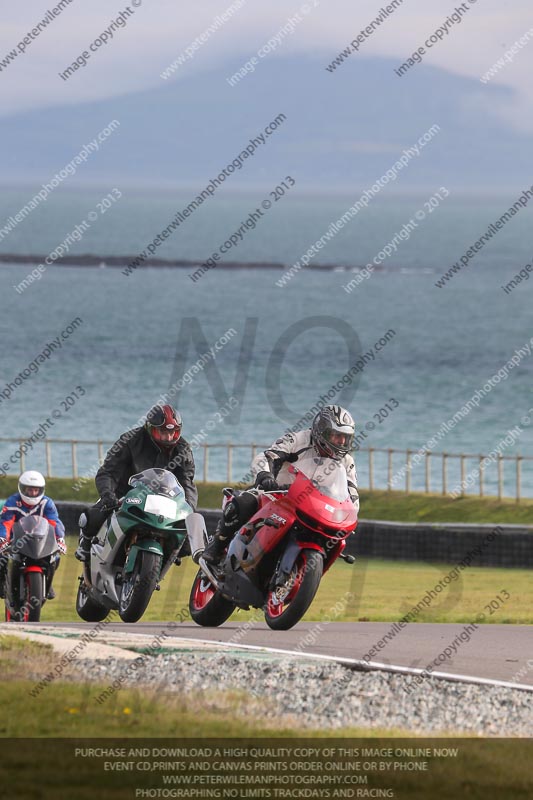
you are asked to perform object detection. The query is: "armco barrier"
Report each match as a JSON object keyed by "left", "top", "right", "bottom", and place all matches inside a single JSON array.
[
  {"left": 353, "top": 519, "right": 533, "bottom": 568},
  {"left": 56, "top": 502, "right": 533, "bottom": 568},
  {"left": 56, "top": 502, "right": 222, "bottom": 539}
]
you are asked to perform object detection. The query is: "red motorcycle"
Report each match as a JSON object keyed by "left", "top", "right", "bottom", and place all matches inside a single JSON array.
[{"left": 189, "top": 453, "right": 358, "bottom": 630}]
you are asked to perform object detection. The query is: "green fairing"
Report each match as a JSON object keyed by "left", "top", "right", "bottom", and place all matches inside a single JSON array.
[
  {"left": 115, "top": 482, "right": 191, "bottom": 535},
  {"left": 124, "top": 540, "right": 164, "bottom": 573},
  {"left": 112, "top": 479, "right": 192, "bottom": 572}
]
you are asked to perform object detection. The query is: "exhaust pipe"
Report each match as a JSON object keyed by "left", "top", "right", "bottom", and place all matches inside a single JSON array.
[
  {"left": 198, "top": 557, "right": 221, "bottom": 589},
  {"left": 185, "top": 513, "right": 208, "bottom": 564}
]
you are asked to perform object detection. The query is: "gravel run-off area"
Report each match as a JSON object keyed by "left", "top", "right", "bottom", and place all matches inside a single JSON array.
[{"left": 63, "top": 651, "right": 533, "bottom": 736}]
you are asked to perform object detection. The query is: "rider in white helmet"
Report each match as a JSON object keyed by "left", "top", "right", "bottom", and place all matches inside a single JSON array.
[{"left": 0, "top": 471, "right": 66, "bottom": 599}]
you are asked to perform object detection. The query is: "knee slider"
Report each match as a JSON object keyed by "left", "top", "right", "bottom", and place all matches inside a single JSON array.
[{"left": 233, "top": 491, "right": 259, "bottom": 524}]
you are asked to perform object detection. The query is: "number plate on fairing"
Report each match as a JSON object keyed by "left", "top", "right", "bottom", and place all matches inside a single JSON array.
[{"left": 144, "top": 495, "right": 176, "bottom": 518}]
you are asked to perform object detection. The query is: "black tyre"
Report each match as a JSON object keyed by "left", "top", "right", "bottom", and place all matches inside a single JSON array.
[
  {"left": 264, "top": 549, "right": 323, "bottom": 631},
  {"left": 25, "top": 572, "right": 44, "bottom": 622},
  {"left": 119, "top": 551, "right": 162, "bottom": 623},
  {"left": 189, "top": 569, "right": 235, "bottom": 627},
  {"left": 76, "top": 579, "right": 110, "bottom": 622},
  {"left": 11, "top": 572, "right": 44, "bottom": 622}
]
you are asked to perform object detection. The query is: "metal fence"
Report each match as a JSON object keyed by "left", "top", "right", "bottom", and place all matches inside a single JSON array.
[
  {"left": 0, "top": 438, "right": 532, "bottom": 501},
  {"left": 358, "top": 446, "right": 532, "bottom": 502}
]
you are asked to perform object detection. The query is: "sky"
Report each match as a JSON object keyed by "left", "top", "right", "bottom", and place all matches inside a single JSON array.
[{"left": 1, "top": 0, "right": 533, "bottom": 133}]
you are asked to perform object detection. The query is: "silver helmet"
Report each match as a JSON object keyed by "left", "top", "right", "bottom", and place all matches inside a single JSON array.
[{"left": 311, "top": 405, "right": 355, "bottom": 458}]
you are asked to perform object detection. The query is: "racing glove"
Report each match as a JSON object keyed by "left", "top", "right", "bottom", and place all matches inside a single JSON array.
[
  {"left": 56, "top": 538, "right": 67, "bottom": 555},
  {"left": 100, "top": 491, "right": 118, "bottom": 511},
  {"left": 0, "top": 538, "right": 9, "bottom": 553},
  {"left": 254, "top": 471, "right": 279, "bottom": 491}
]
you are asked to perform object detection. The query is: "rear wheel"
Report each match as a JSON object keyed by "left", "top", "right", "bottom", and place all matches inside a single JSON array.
[
  {"left": 76, "top": 579, "right": 110, "bottom": 622},
  {"left": 119, "top": 551, "right": 161, "bottom": 623},
  {"left": 264, "top": 549, "right": 323, "bottom": 631},
  {"left": 189, "top": 570, "right": 235, "bottom": 627}
]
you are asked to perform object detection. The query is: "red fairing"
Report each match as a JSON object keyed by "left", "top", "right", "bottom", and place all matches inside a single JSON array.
[
  {"left": 242, "top": 492, "right": 297, "bottom": 558},
  {"left": 321, "top": 538, "right": 345, "bottom": 575},
  {"left": 288, "top": 470, "right": 357, "bottom": 535},
  {"left": 22, "top": 566, "right": 44, "bottom": 573},
  {"left": 237, "top": 468, "right": 357, "bottom": 569}
]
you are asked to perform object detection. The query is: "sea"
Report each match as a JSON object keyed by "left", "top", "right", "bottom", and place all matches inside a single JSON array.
[{"left": 0, "top": 186, "right": 531, "bottom": 496}]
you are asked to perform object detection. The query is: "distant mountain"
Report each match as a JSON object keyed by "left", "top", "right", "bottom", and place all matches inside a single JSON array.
[{"left": 1, "top": 55, "right": 529, "bottom": 190}]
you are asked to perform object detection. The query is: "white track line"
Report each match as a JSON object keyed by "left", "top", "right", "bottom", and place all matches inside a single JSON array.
[
  {"left": 19, "top": 624, "right": 533, "bottom": 694},
  {"left": 183, "top": 636, "right": 533, "bottom": 693}
]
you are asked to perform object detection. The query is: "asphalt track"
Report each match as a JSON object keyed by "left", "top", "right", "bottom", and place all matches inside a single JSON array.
[{"left": 51, "top": 621, "right": 533, "bottom": 689}]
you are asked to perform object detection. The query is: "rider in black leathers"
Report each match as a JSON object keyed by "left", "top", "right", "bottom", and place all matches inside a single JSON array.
[{"left": 75, "top": 405, "right": 197, "bottom": 562}]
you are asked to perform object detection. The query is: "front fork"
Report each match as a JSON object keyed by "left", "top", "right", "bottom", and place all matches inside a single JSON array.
[
  {"left": 270, "top": 537, "right": 320, "bottom": 591},
  {"left": 82, "top": 561, "right": 92, "bottom": 588},
  {"left": 271, "top": 535, "right": 347, "bottom": 590}
]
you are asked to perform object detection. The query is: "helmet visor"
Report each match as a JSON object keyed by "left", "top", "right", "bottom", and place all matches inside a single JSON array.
[
  {"left": 146, "top": 406, "right": 166, "bottom": 427},
  {"left": 322, "top": 429, "right": 354, "bottom": 456},
  {"left": 20, "top": 484, "right": 43, "bottom": 498}
]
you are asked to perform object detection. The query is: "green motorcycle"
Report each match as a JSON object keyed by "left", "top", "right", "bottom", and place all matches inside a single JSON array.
[{"left": 76, "top": 468, "right": 201, "bottom": 623}]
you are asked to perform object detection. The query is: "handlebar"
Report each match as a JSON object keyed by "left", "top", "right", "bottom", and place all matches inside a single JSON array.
[{"left": 101, "top": 501, "right": 122, "bottom": 513}]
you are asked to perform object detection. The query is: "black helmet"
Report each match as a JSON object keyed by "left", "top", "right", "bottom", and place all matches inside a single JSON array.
[{"left": 311, "top": 405, "right": 355, "bottom": 459}]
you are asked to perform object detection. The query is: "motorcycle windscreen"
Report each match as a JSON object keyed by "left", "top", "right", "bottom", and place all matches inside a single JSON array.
[
  {"left": 289, "top": 453, "right": 350, "bottom": 500},
  {"left": 288, "top": 454, "right": 356, "bottom": 525},
  {"left": 11, "top": 516, "right": 57, "bottom": 558},
  {"left": 128, "top": 467, "right": 184, "bottom": 498}
]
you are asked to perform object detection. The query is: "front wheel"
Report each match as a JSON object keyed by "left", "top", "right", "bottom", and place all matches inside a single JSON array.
[
  {"left": 264, "top": 549, "right": 323, "bottom": 631},
  {"left": 189, "top": 570, "right": 235, "bottom": 627},
  {"left": 76, "top": 579, "right": 110, "bottom": 622},
  {"left": 9, "top": 571, "right": 44, "bottom": 622},
  {"left": 119, "top": 551, "right": 162, "bottom": 623},
  {"left": 25, "top": 572, "right": 44, "bottom": 622}
]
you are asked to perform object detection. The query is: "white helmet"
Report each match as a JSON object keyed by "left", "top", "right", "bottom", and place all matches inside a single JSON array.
[{"left": 18, "top": 470, "right": 46, "bottom": 506}]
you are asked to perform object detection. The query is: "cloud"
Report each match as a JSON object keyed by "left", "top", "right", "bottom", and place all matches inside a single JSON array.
[{"left": 283, "top": 140, "right": 406, "bottom": 154}]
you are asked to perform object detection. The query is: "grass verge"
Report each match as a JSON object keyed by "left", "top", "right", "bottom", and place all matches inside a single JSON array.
[
  {"left": 0, "top": 635, "right": 397, "bottom": 738},
  {"left": 2, "top": 638, "right": 533, "bottom": 800},
  {"left": 26, "top": 551, "right": 533, "bottom": 624}
]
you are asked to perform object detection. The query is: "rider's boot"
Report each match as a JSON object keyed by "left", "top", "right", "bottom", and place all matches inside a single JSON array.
[
  {"left": 202, "top": 522, "right": 229, "bottom": 565},
  {"left": 75, "top": 533, "right": 92, "bottom": 563},
  {"left": 46, "top": 562, "right": 57, "bottom": 599}
]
